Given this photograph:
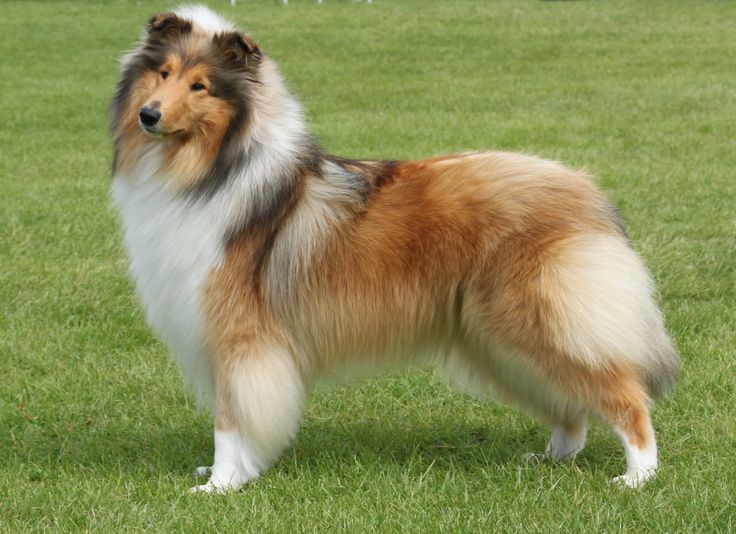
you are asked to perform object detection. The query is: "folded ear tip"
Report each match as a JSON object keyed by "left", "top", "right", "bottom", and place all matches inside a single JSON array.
[
  {"left": 217, "top": 31, "right": 260, "bottom": 53},
  {"left": 147, "top": 12, "right": 191, "bottom": 36},
  {"left": 240, "top": 33, "right": 260, "bottom": 54},
  {"left": 215, "top": 31, "right": 262, "bottom": 69},
  {"left": 148, "top": 13, "right": 170, "bottom": 30}
]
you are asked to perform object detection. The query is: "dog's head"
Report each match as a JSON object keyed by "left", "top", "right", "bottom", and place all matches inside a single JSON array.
[
  {"left": 111, "top": 8, "right": 271, "bottom": 187},
  {"left": 129, "top": 12, "right": 261, "bottom": 138}
]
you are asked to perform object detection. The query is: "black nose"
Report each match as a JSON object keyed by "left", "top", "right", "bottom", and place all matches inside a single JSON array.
[{"left": 139, "top": 106, "right": 161, "bottom": 127}]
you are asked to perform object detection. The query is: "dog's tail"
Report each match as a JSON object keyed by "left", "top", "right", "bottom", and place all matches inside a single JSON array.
[
  {"left": 642, "top": 328, "right": 680, "bottom": 399},
  {"left": 537, "top": 233, "right": 680, "bottom": 400}
]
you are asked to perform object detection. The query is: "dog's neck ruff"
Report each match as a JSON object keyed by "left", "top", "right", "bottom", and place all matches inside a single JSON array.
[
  {"left": 111, "top": 82, "right": 310, "bottom": 407},
  {"left": 116, "top": 69, "right": 310, "bottom": 233}
]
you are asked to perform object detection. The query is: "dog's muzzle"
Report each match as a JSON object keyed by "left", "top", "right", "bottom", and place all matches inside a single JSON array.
[{"left": 139, "top": 106, "right": 162, "bottom": 127}]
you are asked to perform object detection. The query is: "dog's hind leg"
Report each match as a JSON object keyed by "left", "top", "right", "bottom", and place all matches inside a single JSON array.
[
  {"left": 191, "top": 344, "right": 305, "bottom": 493},
  {"left": 545, "top": 420, "right": 588, "bottom": 461},
  {"left": 444, "top": 343, "right": 589, "bottom": 462},
  {"left": 460, "top": 232, "right": 671, "bottom": 484},
  {"left": 534, "top": 364, "right": 659, "bottom": 487},
  {"left": 529, "top": 365, "right": 657, "bottom": 485},
  {"left": 591, "top": 375, "right": 658, "bottom": 488}
]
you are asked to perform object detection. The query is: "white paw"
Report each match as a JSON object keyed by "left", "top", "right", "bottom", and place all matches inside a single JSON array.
[
  {"left": 189, "top": 481, "right": 230, "bottom": 494},
  {"left": 612, "top": 469, "right": 656, "bottom": 488},
  {"left": 544, "top": 446, "right": 580, "bottom": 461},
  {"left": 192, "top": 466, "right": 212, "bottom": 479},
  {"left": 524, "top": 449, "right": 577, "bottom": 464},
  {"left": 545, "top": 425, "right": 586, "bottom": 461},
  {"left": 188, "top": 464, "right": 256, "bottom": 494},
  {"left": 523, "top": 452, "right": 546, "bottom": 465}
]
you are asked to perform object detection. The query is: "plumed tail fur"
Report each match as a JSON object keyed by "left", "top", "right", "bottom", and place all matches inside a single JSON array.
[
  {"left": 643, "top": 332, "right": 679, "bottom": 399},
  {"left": 530, "top": 232, "right": 679, "bottom": 402}
]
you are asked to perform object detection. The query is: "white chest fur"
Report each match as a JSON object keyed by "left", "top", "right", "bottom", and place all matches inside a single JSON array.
[{"left": 111, "top": 170, "right": 224, "bottom": 408}]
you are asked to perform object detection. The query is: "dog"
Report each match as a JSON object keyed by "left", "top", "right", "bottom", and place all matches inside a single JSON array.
[{"left": 110, "top": 5, "right": 678, "bottom": 493}]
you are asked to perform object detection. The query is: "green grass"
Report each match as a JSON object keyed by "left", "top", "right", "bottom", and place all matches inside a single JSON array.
[{"left": 1, "top": 0, "right": 734, "bottom": 531}]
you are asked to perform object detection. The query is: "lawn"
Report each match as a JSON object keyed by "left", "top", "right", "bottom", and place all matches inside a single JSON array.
[{"left": 1, "top": 0, "right": 734, "bottom": 531}]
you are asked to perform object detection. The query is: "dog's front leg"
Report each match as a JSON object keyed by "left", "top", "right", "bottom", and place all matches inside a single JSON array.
[{"left": 191, "top": 344, "right": 306, "bottom": 493}]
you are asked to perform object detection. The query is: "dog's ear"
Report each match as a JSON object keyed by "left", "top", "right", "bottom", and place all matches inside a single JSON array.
[
  {"left": 215, "top": 31, "right": 261, "bottom": 70},
  {"left": 146, "top": 13, "right": 192, "bottom": 43}
]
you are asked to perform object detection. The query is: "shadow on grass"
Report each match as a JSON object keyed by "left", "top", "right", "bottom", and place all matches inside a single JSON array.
[
  {"left": 4, "top": 407, "right": 549, "bottom": 479},
  {"left": 286, "top": 415, "right": 547, "bottom": 475}
]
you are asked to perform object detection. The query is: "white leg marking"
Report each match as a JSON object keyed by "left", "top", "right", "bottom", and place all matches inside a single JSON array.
[
  {"left": 192, "top": 466, "right": 212, "bottom": 479},
  {"left": 190, "top": 430, "right": 263, "bottom": 493},
  {"left": 612, "top": 427, "right": 658, "bottom": 488},
  {"left": 190, "top": 347, "right": 305, "bottom": 494},
  {"left": 545, "top": 423, "right": 588, "bottom": 461}
]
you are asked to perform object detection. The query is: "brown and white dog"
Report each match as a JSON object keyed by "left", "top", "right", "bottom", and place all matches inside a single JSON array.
[{"left": 110, "top": 5, "right": 678, "bottom": 492}]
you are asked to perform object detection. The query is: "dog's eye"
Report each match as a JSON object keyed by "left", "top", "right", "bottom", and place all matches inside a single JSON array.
[
  {"left": 160, "top": 71, "right": 169, "bottom": 79},
  {"left": 191, "top": 82, "right": 206, "bottom": 92}
]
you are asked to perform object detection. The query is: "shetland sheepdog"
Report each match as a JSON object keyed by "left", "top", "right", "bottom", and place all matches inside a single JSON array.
[{"left": 110, "top": 5, "right": 678, "bottom": 493}]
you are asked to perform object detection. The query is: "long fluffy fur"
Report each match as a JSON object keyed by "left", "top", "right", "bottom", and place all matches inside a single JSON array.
[{"left": 111, "top": 6, "right": 679, "bottom": 492}]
